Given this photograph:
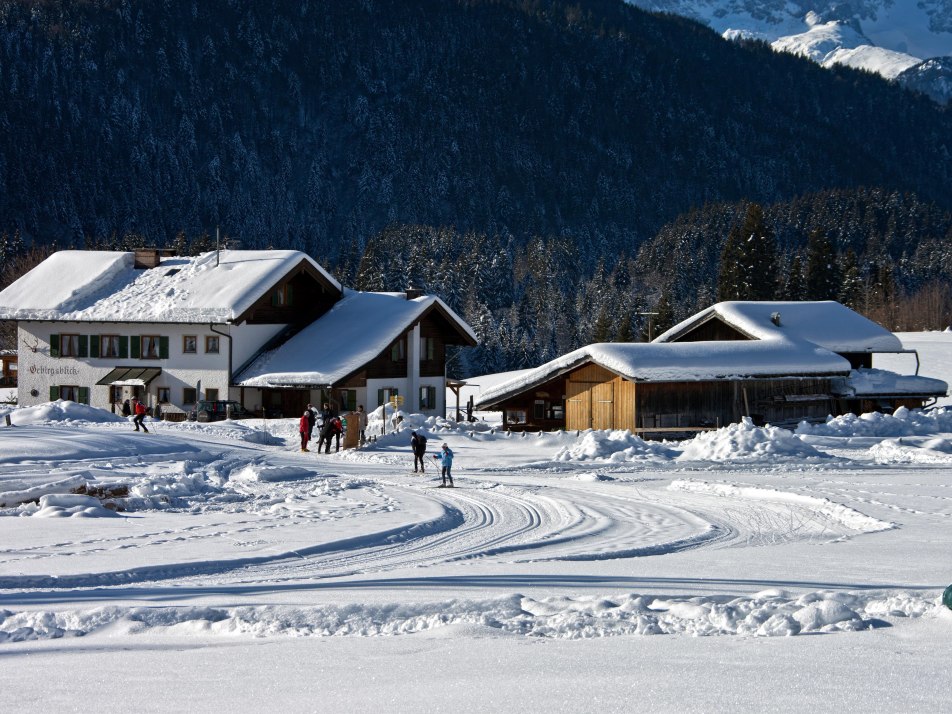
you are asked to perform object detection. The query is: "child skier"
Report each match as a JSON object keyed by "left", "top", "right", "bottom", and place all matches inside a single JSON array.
[{"left": 432, "top": 443, "right": 454, "bottom": 487}]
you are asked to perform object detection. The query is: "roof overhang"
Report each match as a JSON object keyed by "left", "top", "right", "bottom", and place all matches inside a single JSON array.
[{"left": 96, "top": 366, "right": 162, "bottom": 386}]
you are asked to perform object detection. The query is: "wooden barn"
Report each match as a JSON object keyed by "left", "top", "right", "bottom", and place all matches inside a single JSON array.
[{"left": 475, "top": 302, "right": 947, "bottom": 435}]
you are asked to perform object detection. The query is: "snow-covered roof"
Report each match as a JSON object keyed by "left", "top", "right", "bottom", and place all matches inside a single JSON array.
[
  {"left": 236, "top": 290, "right": 477, "bottom": 387},
  {"left": 834, "top": 368, "right": 948, "bottom": 398},
  {"left": 654, "top": 301, "right": 903, "bottom": 353},
  {"left": 476, "top": 339, "right": 850, "bottom": 408},
  {"left": 0, "top": 250, "right": 341, "bottom": 323}
]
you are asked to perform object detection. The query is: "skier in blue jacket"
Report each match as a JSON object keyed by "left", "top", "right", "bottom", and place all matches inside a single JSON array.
[{"left": 432, "top": 443, "right": 454, "bottom": 487}]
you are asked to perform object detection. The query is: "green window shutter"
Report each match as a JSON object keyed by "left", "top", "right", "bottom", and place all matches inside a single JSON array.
[
  {"left": 78, "top": 334, "right": 88, "bottom": 358},
  {"left": 78, "top": 387, "right": 89, "bottom": 405},
  {"left": 131, "top": 336, "right": 141, "bottom": 358},
  {"left": 118, "top": 335, "right": 129, "bottom": 358},
  {"left": 428, "top": 387, "right": 436, "bottom": 407},
  {"left": 89, "top": 336, "right": 100, "bottom": 358},
  {"left": 50, "top": 334, "right": 60, "bottom": 358},
  {"left": 50, "top": 385, "right": 60, "bottom": 401},
  {"left": 159, "top": 336, "right": 169, "bottom": 359}
]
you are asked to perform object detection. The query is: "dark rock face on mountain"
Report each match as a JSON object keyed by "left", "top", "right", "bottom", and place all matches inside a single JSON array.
[
  {"left": 897, "top": 57, "right": 952, "bottom": 104},
  {"left": 1, "top": 0, "right": 951, "bottom": 264}
]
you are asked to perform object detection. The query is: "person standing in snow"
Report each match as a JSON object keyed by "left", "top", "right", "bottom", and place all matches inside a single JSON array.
[
  {"left": 122, "top": 399, "right": 132, "bottom": 417},
  {"left": 330, "top": 415, "right": 343, "bottom": 452},
  {"left": 131, "top": 397, "right": 149, "bottom": 433},
  {"left": 432, "top": 443, "right": 454, "bottom": 487},
  {"left": 410, "top": 430, "right": 428, "bottom": 472},
  {"left": 317, "top": 402, "right": 335, "bottom": 453},
  {"left": 305, "top": 403, "right": 317, "bottom": 440},
  {"left": 355, "top": 404, "right": 368, "bottom": 445},
  {"left": 299, "top": 410, "right": 311, "bottom": 452}
]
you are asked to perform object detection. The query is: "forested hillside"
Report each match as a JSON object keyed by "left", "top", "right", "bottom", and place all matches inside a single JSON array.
[
  {"left": 2, "top": 0, "right": 951, "bottom": 257},
  {"left": 2, "top": 0, "right": 952, "bottom": 374}
]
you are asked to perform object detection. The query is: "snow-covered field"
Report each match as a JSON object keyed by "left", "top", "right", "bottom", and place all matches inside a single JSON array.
[{"left": 2, "top": 333, "right": 951, "bottom": 712}]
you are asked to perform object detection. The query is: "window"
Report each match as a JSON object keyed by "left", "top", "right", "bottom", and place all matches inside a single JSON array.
[
  {"left": 183, "top": 335, "right": 197, "bottom": 354},
  {"left": 420, "top": 386, "right": 437, "bottom": 411},
  {"left": 377, "top": 388, "right": 399, "bottom": 407},
  {"left": 420, "top": 336, "right": 436, "bottom": 362},
  {"left": 54, "top": 385, "right": 88, "bottom": 404},
  {"left": 60, "top": 334, "right": 80, "bottom": 357},
  {"left": 205, "top": 388, "right": 219, "bottom": 402},
  {"left": 270, "top": 284, "right": 293, "bottom": 307},
  {"left": 101, "top": 335, "right": 121, "bottom": 358},
  {"left": 157, "top": 387, "right": 171, "bottom": 403},
  {"left": 183, "top": 387, "right": 197, "bottom": 404},
  {"left": 390, "top": 338, "right": 406, "bottom": 362},
  {"left": 534, "top": 400, "right": 546, "bottom": 420},
  {"left": 205, "top": 335, "right": 220, "bottom": 354},
  {"left": 110, "top": 386, "right": 123, "bottom": 403},
  {"left": 336, "top": 389, "right": 357, "bottom": 412},
  {"left": 141, "top": 335, "right": 160, "bottom": 359}
]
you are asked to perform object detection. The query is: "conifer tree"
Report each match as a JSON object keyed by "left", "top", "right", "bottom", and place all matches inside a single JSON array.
[
  {"left": 804, "top": 229, "right": 841, "bottom": 300},
  {"left": 717, "top": 204, "right": 778, "bottom": 301},
  {"left": 591, "top": 308, "right": 613, "bottom": 343},
  {"left": 838, "top": 249, "right": 863, "bottom": 309},
  {"left": 782, "top": 253, "right": 805, "bottom": 301}
]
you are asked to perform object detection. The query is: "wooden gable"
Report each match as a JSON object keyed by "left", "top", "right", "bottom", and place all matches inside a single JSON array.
[
  {"left": 235, "top": 258, "right": 342, "bottom": 325},
  {"left": 666, "top": 315, "right": 750, "bottom": 342}
]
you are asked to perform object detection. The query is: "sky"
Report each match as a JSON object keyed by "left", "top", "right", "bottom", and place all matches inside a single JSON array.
[{"left": 0, "top": 332, "right": 951, "bottom": 712}]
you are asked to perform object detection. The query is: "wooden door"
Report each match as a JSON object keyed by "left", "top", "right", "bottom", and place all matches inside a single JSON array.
[
  {"left": 592, "top": 381, "right": 614, "bottom": 430},
  {"left": 566, "top": 381, "right": 593, "bottom": 430}
]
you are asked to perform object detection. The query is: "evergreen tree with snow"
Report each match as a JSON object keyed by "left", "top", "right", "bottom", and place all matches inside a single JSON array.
[
  {"left": 804, "top": 229, "right": 841, "bottom": 300},
  {"left": 717, "top": 204, "right": 778, "bottom": 301}
]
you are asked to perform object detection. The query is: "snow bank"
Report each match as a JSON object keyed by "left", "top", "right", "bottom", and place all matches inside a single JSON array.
[
  {"left": 166, "top": 419, "right": 285, "bottom": 445},
  {"left": 229, "top": 465, "right": 317, "bottom": 483},
  {"left": 867, "top": 438, "right": 952, "bottom": 464},
  {"left": 0, "top": 475, "right": 89, "bottom": 508},
  {"left": 797, "top": 407, "right": 952, "bottom": 438},
  {"left": 0, "top": 589, "right": 939, "bottom": 643},
  {"left": 678, "top": 418, "right": 830, "bottom": 462},
  {"left": 19, "top": 493, "right": 120, "bottom": 518},
  {"left": 554, "top": 430, "right": 676, "bottom": 462},
  {"left": 669, "top": 480, "right": 896, "bottom": 533},
  {"left": 10, "top": 400, "right": 125, "bottom": 425}
]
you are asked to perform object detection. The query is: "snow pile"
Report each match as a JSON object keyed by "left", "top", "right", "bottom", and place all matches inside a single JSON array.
[
  {"left": 797, "top": 407, "right": 952, "bottom": 438},
  {"left": 554, "top": 430, "right": 676, "bottom": 462},
  {"left": 670, "top": 480, "right": 896, "bottom": 533},
  {"left": 9, "top": 400, "right": 125, "bottom": 425},
  {"left": 0, "top": 475, "right": 89, "bottom": 508},
  {"left": 0, "top": 589, "right": 939, "bottom": 643},
  {"left": 19, "top": 494, "right": 119, "bottom": 519},
  {"left": 167, "top": 419, "right": 285, "bottom": 445},
  {"left": 678, "top": 418, "right": 830, "bottom": 462},
  {"left": 229, "top": 464, "right": 317, "bottom": 483},
  {"left": 867, "top": 438, "right": 952, "bottom": 464}
]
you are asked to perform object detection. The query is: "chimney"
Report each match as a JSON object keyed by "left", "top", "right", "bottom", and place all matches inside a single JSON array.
[
  {"left": 770, "top": 311, "right": 782, "bottom": 326},
  {"left": 133, "top": 248, "right": 174, "bottom": 269},
  {"left": 405, "top": 286, "right": 424, "bottom": 300},
  {"left": 134, "top": 249, "right": 161, "bottom": 269}
]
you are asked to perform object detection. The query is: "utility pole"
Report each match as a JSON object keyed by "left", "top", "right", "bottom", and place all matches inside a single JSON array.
[{"left": 637, "top": 311, "right": 659, "bottom": 342}]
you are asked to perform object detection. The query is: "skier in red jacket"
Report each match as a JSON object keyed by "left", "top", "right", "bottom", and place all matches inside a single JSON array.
[
  {"left": 132, "top": 398, "right": 149, "bottom": 433},
  {"left": 299, "top": 410, "right": 311, "bottom": 452}
]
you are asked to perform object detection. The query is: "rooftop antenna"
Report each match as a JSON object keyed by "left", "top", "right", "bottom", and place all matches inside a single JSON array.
[{"left": 216, "top": 226, "right": 220, "bottom": 267}]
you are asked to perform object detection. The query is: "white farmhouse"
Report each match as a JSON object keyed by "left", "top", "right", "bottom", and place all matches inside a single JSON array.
[{"left": 0, "top": 249, "right": 476, "bottom": 419}]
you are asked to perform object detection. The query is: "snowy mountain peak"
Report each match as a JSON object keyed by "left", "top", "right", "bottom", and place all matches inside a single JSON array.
[{"left": 628, "top": 0, "right": 952, "bottom": 100}]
